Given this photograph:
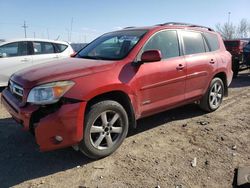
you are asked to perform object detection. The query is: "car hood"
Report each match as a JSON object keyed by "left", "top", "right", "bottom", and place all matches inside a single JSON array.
[{"left": 11, "top": 57, "right": 116, "bottom": 88}]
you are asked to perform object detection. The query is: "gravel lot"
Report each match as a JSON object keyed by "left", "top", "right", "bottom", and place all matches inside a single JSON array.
[{"left": 0, "top": 71, "right": 250, "bottom": 188}]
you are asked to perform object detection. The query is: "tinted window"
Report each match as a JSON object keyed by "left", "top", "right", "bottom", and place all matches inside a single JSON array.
[
  {"left": 142, "top": 30, "right": 180, "bottom": 59},
  {"left": 54, "top": 43, "right": 68, "bottom": 53},
  {"left": 224, "top": 41, "right": 239, "bottom": 47},
  {"left": 204, "top": 33, "right": 220, "bottom": 51},
  {"left": 77, "top": 30, "right": 147, "bottom": 60},
  {"left": 33, "top": 42, "right": 55, "bottom": 54},
  {"left": 182, "top": 31, "right": 206, "bottom": 55},
  {"left": 0, "top": 42, "right": 28, "bottom": 57}
]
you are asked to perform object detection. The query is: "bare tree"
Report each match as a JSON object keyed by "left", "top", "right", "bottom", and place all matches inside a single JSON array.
[
  {"left": 216, "top": 19, "right": 250, "bottom": 39},
  {"left": 236, "top": 19, "right": 249, "bottom": 38},
  {"left": 216, "top": 22, "right": 236, "bottom": 39}
]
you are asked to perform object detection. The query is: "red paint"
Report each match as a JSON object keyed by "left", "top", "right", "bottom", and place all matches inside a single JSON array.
[{"left": 1, "top": 24, "right": 233, "bottom": 152}]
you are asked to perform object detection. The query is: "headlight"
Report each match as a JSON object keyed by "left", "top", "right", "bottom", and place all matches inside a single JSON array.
[{"left": 27, "top": 81, "right": 75, "bottom": 105}]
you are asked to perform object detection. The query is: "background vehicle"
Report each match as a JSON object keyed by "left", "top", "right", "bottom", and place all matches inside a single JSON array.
[
  {"left": 0, "top": 38, "right": 75, "bottom": 87},
  {"left": 243, "top": 41, "right": 250, "bottom": 66},
  {"left": 224, "top": 39, "right": 249, "bottom": 77},
  {"left": 2, "top": 23, "right": 233, "bottom": 159}
]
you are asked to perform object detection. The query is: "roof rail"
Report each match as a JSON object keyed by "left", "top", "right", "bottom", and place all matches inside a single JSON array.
[
  {"left": 157, "top": 22, "right": 214, "bottom": 31},
  {"left": 123, "top": 26, "right": 136, "bottom": 29}
]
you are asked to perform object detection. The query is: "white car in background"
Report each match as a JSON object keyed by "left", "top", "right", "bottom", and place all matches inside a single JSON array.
[{"left": 0, "top": 38, "right": 75, "bottom": 87}]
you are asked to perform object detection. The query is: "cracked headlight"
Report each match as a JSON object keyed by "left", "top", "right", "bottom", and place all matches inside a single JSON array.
[{"left": 27, "top": 81, "right": 75, "bottom": 105}]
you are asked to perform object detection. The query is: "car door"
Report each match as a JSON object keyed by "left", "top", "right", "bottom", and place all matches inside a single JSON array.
[
  {"left": 180, "top": 30, "right": 217, "bottom": 99},
  {"left": 31, "top": 41, "right": 59, "bottom": 65},
  {"left": 0, "top": 41, "right": 33, "bottom": 86},
  {"left": 133, "top": 30, "right": 186, "bottom": 117}
]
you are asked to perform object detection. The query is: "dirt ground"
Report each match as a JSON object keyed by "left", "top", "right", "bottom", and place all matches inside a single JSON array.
[{"left": 0, "top": 71, "right": 249, "bottom": 188}]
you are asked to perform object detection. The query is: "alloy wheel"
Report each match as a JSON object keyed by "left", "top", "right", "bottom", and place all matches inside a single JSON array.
[
  {"left": 89, "top": 110, "right": 123, "bottom": 150},
  {"left": 209, "top": 81, "right": 223, "bottom": 109}
]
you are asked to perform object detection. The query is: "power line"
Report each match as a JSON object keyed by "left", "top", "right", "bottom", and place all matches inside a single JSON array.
[{"left": 22, "top": 21, "right": 28, "bottom": 38}]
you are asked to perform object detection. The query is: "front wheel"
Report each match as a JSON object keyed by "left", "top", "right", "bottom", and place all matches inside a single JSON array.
[
  {"left": 79, "top": 100, "right": 129, "bottom": 159},
  {"left": 199, "top": 77, "right": 224, "bottom": 112}
]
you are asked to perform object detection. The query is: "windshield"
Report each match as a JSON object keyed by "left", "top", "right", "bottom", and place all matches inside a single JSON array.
[{"left": 77, "top": 30, "right": 147, "bottom": 60}]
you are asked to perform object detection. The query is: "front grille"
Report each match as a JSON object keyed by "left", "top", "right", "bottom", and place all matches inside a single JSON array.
[{"left": 8, "top": 80, "right": 24, "bottom": 101}]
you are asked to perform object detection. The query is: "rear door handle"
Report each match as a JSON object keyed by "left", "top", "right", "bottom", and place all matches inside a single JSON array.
[{"left": 176, "top": 64, "right": 185, "bottom": 70}]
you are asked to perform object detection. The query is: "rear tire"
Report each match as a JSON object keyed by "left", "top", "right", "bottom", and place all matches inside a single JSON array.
[
  {"left": 79, "top": 100, "right": 129, "bottom": 159},
  {"left": 199, "top": 77, "right": 224, "bottom": 112}
]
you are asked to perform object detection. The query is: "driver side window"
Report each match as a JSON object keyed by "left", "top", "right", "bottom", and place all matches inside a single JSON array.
[{"left": 139, "top": 30, "right": 180, "bottom": 60}]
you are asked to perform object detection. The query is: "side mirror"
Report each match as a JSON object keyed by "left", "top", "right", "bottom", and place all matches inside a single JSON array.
[
  {"left": 141, "top": 50, "right": 162, "bottom": 63},
  {"left": 70, "top": 51, "right": 77, "bottom": 57}
]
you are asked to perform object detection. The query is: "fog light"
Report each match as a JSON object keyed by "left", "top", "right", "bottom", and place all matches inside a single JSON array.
[{"left": 55, "top": 135, "right": 63, "bottom": 142}]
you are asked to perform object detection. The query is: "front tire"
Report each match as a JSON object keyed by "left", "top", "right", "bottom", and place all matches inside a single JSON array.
[
  {"left": 79, "top": 100, "right": 129, "bottom": 159},
  {"left": 199, "top": 77, "right": 224, "bottom": 112}
]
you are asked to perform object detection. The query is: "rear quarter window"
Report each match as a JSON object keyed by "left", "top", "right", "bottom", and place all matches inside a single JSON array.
[
  {"left": 204, "top": 33, "right": 220, "bottom": 51},
  {"left": 54, "top": 43, "right": 68, "bottom": 53}
]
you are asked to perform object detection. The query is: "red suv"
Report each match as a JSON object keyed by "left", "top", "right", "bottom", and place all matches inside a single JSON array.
[{"left": 1, "top": 23, "right": 233, "bottom": 159}]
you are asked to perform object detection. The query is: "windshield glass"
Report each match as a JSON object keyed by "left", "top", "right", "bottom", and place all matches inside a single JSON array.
[{"left": 77, "top": 30, "right": 147, "bottom": 60}]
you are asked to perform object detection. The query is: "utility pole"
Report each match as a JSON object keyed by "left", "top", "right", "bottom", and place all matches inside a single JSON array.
[
  {"left": 22, "top": 21, "right": 28, "bottom": 38},
  {"left": 228, "top": 12, "right": 231, "bottom": 25},
  {"left": 47, "top": 28, "right": 50, "bottom": 39},
  {"left": 70, "top": 18, "right": 73, "bottom": 41}
]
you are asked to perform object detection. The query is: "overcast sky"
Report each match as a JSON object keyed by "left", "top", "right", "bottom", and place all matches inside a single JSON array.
[{"left": 0, "top": 0, "right": 249, "bottom": 42}]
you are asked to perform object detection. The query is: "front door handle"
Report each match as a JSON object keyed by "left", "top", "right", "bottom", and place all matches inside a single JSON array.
[
  {"left": 176, "top": 64, "right": 185, "bottom": 70},
  {"left": 210, "top": 59, "right": 215, "bottom": 64},
  {"left": 21, "top": 58, "right": 29, "bottom": 62}
]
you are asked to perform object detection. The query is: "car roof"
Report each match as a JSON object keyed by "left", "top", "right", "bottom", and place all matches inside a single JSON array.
[{"left": 0, "top": 38, "right": 70, "bottom": 45}]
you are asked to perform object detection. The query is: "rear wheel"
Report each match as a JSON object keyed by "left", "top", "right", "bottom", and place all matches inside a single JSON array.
[
  {"left": 199, "top": 77, "right": 224, "bottom": 112},
  {"left": 79, "top": 100, "right": 129, "bottom": 159}
]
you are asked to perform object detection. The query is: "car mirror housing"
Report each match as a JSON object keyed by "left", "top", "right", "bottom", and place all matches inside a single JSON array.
[{"left": 141, "top": 50, "right": 162, "bottom": 63}]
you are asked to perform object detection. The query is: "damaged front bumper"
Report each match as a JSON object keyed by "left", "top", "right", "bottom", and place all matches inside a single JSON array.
[{"left": 1, "top": 88, "right": 86, "bottom": 151}]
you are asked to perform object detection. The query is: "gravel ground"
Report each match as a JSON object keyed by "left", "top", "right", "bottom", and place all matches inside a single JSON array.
[{"left": 0, "top": 71, "right": 249, "bottom": 188}]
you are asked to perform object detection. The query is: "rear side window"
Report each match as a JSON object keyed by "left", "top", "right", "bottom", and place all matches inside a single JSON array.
[
  {"left": 204, "top": 33, "right": 220, "bottom": 51},
  {"left": 182, "top": 31, "right": 206, "bottom": 55},
  {"left": 54, "top": 43, "right": 68, "bottom": 53},
  {"left": 0, "top": 42, "right": 28, "bottom": 57},
  {"left": 142, "top": 30, "right": 180, "bottom": 59},
  {"left": 33, "top": 42, "right": 55, "bottom": 54}
]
